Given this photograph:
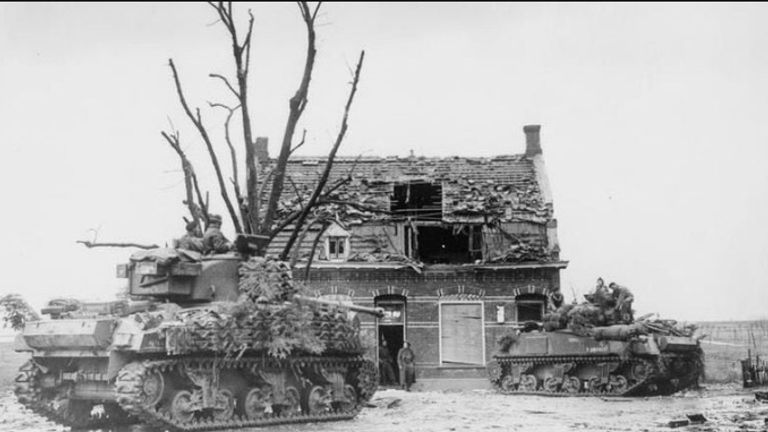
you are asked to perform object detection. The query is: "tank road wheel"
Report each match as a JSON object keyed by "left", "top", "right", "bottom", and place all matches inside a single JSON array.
[
  {"left": 142, "top": 371, "right": 165, "bottom": 407},
  {"left": 588, "top": 377, "right": 604, "bottom": 394},
  {"left": 281, "top": 386, "right": 301, "bottom": 417},
  {"left": 242, "top": 387, "right": 272, "bottom": 420},
  {"left": 307, "top": 385, "right": 332, "bottom": 414},
  {"left": 167, "top": 390, "right": 195, "bottom": 424},
  {"left": 212, "top": 389, "right": 236, "bottom": 421},
  {"left": 519, "top": 374, "right": 537, "bottom": 392},
  {"left": 337, "top": 384, "right": 357, "bottom": 412},
  {"left": 543, "top": 377, "right": 561, "bottom": 393},
  {"left": 500, "top": 375, "right": 516, "bottom": 393},
  {"left": 607, "top": 375, "right": 628, "bottom": 394},
  {"left": 561, "top": 376, "right": 581, "bottom": 394}
]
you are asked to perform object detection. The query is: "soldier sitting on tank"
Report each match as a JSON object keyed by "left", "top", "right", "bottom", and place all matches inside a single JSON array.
[
  {"left": 202, "top": 214, "right": 232, "bottom": 254},
  {"left": 174, "top": 220, "right": 204, "bottom": 252},
  {"left": 608, "top": 282, "right": 634, "bottom": 324}
]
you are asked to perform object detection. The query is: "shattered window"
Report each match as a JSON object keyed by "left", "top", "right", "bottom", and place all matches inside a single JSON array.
[
  {"left": 416, "top": 225, "right": 479, "bottom": 264},
  {"left": 391, "top": 182, "right": 442, "bottom": 221}
]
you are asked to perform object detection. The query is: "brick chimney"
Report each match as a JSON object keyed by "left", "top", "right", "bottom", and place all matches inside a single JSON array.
[
  {"left": 254, "top": 137, "right": 269, "bottom": 165},
  {"left": 524, "top": 124, "right": 542, "bottom": 157}
]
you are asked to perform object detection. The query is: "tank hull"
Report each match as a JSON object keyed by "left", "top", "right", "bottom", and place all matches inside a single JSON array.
[{"left": 487, "top": 331, "right": 703, "bottom": 397}]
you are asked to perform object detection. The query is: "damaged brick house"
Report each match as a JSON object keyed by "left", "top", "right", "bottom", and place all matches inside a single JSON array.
[{"left": 265, "top": 125, "right": 567, "bottom": 389}]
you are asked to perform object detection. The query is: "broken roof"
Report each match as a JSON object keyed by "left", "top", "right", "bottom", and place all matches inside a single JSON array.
[{"left": 272, "top": 153, "right": 553, "bottom": 225}]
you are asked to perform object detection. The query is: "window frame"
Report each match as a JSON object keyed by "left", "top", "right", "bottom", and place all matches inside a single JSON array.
[{"left": 325, "top": 235, "right": 350, "bottom": 261}]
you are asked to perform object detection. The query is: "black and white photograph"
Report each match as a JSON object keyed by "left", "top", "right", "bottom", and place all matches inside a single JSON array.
[{"left": 1, "top": 3, "right": 767, "bottom": 431}]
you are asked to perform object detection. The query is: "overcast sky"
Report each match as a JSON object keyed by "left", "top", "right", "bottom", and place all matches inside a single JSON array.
[{"left": 1, "top": 3, "right": 767, "bottom": 322}]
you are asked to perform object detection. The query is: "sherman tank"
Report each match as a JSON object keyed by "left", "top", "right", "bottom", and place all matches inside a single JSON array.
[
  {"left": 487, "top": 311, "right": 704, "bottom": 396},
  {"left": 13, "top": 247, "right": 383, "bottom": 431}
]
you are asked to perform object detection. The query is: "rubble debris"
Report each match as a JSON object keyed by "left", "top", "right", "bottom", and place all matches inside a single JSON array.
[
  {"left": 686, "top": 413, "right": 707, "bottom": 424},
  {"left": 755, "top": 391, "right": 768, "bottom": 401},
  {"left": 667, "top": 419, "right": 689, "bottom": 428}
]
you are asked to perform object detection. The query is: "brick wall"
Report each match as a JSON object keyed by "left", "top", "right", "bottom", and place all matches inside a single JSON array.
[{"left": 298, "top": 264, "right": 563, "bottom": 388}]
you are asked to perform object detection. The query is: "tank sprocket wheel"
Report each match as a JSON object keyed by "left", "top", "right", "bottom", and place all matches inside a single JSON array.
[{"left": 486, "top": 360, "right": 503, "bottom": 383}]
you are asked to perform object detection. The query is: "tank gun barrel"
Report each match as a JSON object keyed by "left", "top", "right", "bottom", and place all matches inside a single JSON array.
[{"left": 294, "top": 295, "right": 385, "bottom": 318}]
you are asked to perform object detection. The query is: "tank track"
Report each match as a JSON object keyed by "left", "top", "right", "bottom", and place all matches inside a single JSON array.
[
  {"left": 115, "top": 355, "right": 377, "bottom": 431},
  {"left": 14, "top": 360, "right": 133, "bottom": 429},
  {"left": 487, "top": 354, "right": 659, "bottom": 397}
]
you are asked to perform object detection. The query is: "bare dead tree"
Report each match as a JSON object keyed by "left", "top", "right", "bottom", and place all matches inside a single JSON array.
[
  {"left": 279, "top": 51, "right": 365, "bottom": 259},
  {"left": 156, "top": 2, "right": 369, "bottom": 262}
]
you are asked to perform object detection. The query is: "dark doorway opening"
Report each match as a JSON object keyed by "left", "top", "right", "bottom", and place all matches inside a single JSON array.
[
  {"left": 417, "top": 226, "right": 473, "bottom": 264},
  {"left": 376, "top": 294, "right": 406, "bottom": 386},
  {"left": 516, "top": 294, "right": 546, "bottom": 322},
  {"left": 378, "top": 325, "right": 403, "bottom": 385}
]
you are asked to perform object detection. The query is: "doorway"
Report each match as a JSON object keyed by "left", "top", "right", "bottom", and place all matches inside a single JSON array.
[{"left": 375, "top": 295, "right": 406, "bottom": 386}]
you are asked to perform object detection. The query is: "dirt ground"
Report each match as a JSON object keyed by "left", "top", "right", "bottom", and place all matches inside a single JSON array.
[{"left": 1, "top": 384, "right": 767, "bottom": 432}]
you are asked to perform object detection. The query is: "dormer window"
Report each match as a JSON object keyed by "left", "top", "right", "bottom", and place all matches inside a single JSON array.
[{"left": 323, "top": 223, "right": 351, "bottom": 261}]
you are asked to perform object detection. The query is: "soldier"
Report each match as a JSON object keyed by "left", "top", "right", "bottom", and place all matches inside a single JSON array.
[
  {"left": 609, "top": 282, "right": 634, "bottom": 324},
  {"left": 175, "top": 221, "right": 203, "bottom": 252},
  {"left": 397, "top": 341, "right": 416, "bottom": 391},
  {"left": 378, "top": 340, "right": 397, "bottom": 386},
  {"left": 203, "top": 214, "right": 231, "bottom": 254}
]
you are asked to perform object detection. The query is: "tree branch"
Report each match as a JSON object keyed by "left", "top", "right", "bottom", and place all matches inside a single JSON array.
[
  {"left": 168, "top": 58, "right": 242, "bottom": 233},
  {"left": 77, "top": 240, "right": 159, "bottom": 250},
  {"left": 209, "top": 73, "right": 240, "bottom": 98},
  {"left": 280, "top": 50, "right": 365, "bottom": 259},
  {"left": 210, "top": 2, "right": 260, "bottom": 233},
  {"left": 304, "top": 221, "right": 328, "bottom": 279},
  {"left": 210, "top": 102, "right": 249, "bottom": 232},
  {"left": 289, "top": 129, "right": 307, "bottom": 156},
  {"left": 263, "top": 1, "right": 320, "bottom": 235},
  {"left": 161, "top": 130, "right": 204, "bottom": 231}
]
